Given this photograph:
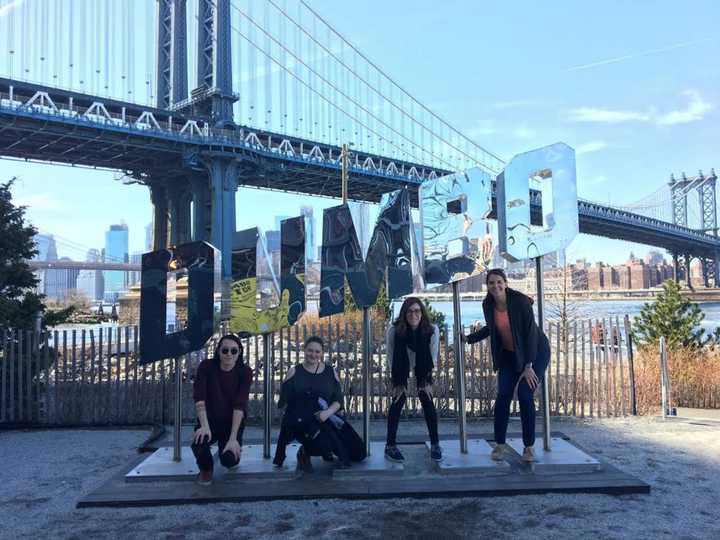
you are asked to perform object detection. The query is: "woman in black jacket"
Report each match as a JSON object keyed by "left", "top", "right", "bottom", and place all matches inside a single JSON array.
[
  {"left": 273, "top": 336, "right": 359, "bottom": 472},
  {"left": 464, "top": 269, "right": 550, "bottom": 462}
]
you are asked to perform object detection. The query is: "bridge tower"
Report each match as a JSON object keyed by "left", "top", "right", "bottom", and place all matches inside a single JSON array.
[
  {"left": 669, "top": 173, "right": 692, "bottom": 288},
  {"left": 696, "top": 169, "right": 719, "bottom": 287},
  {"left": 147, "top": 0, "right": 239, "bottom": 280},
  {"left": 669, "top": 170, "right": 720, "bottom": 288},
  {"left": 147, "top": 1, "right": 192, "bottom": 254}
]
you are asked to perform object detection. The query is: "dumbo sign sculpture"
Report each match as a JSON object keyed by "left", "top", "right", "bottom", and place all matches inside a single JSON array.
[{"left": 138, "top": 142, "right": 578, "bottom": 458}]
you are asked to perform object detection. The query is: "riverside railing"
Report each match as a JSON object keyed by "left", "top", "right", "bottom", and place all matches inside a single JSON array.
[{"left": 1, "top": 317, "right": 641, "bottom": 427}]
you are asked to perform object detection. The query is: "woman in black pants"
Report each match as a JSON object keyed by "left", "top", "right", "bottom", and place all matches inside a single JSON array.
[
  {"left": 464, "top": 268, "right": 550, "bottom": 462},
  {"left": 191, "top": 334, "right": 253, "bottom": 485},
  {"left": 385, "top": 297, "right": 442, "bottom": 462},
  {"left": 273, "top": 336, "right": 354, "bottom": 472}
]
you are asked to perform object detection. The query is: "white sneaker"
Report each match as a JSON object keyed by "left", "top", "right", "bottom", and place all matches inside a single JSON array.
[
  {"left": 521, "top": 446, "right": 536, "bottom": 463},
  {"left": 491, "top": 443, "right": 506, "bottom": 461}
]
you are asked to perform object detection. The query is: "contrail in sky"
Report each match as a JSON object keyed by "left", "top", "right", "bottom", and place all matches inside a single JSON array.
[
  {"left": 564, "top": 37, "right": 714, "bottom": 72},
  {"left": 0, "top": 0, "right": 24, "bottom": 18}
]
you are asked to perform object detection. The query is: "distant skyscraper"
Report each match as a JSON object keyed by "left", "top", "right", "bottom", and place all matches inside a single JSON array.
[
  {"left": 300, "top": 205, "right": 316, "bottom": 262},
  {"left": 45, "top": 257, "right": 79, "bottom": 300},
  {"left": 32, "top": 234, "right": 58, "bottom": 295},
  {"left": 76, "top": 248, "right": 104, "bottom": 301},
  {"left": 104, "top": 224, "right": 129, "bottom": 302}
]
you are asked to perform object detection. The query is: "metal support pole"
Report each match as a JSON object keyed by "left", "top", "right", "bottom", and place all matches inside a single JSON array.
[
  {"left": 173, "top": 355, "right": 183, "bottom": 462},
  {"left": 263, "top": 333, "right": 272, "bottom": 458},
  {"left": 362, "top": 307, "right": 372, "bottom": 456},
  {"left": 341, "top": 143, "right": 349, "bottom": 204},
  {"left": 451, "top": 281, "right": 468, "bottom": 453},
  {"left": 535, "top": 256, "right": 551, "bottom": 451},
  {"left": 659, "top": 336, "right": 669, "bottom": 418}
]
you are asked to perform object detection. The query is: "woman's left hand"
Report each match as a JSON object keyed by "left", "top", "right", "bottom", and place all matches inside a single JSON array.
[
  {"left": 522, "top": 366, "right": 540, "bottom": 391},
  {"left": 315, "top": 410, "right": 331, "bottom": 423},
  {"left": 223, "top": 439, "right": 242, "bottom": 460}
]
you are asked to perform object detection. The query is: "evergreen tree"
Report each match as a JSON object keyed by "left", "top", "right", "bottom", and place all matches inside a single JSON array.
[
  {"left": 632, "top": 279, "right": 713, "bottom": 350},
  {"left": 0, "top": 179, "right": 72, "bottom": 330},
  {"left": 423, "top": 299, "right": 446, "bottom": 328}
]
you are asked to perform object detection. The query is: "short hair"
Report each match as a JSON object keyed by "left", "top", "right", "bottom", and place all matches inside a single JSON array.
[{"left": 304, "top": 335, "right": 324, "bottom": 350}]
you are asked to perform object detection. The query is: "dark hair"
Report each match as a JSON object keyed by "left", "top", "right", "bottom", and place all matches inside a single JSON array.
[
  {"left": 304, "top": 335, "right": 325, "bottom": 350},
  {"left": 485, "top": 268, "right": 508, "bottom": 285},
  {"left": 394, "top": 296, "right": 433, "bottom": 337},
  {"left": 212, "top": 334, "right": 244, "bottom": 365}
]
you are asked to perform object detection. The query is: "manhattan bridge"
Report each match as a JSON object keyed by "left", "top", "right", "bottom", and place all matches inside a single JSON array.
[{"left": 0, "top": 0, "right": 718, "bottom": 285}]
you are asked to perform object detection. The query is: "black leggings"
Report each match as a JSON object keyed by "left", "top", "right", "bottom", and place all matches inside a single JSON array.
[
  {"left": 191, "top": 419, "right": 245, "bottom": 472},
  {"left": 386, "top": 387, "right": 439, "bottom": 446}
]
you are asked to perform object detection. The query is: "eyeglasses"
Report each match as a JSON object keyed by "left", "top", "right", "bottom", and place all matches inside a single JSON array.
[
  {"left": 221, "top": 348, "right": 239, "bottom": 355},
  {"left": 407, "top": 308, "right": 422, "bottom": 315}
]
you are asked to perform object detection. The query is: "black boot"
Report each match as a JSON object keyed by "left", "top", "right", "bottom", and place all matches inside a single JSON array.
[{"left": 297, "top": 446, "right": 313, "bottom": 473}]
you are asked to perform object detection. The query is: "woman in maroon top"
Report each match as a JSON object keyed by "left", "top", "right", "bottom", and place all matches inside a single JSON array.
[{"left": 191, "top": 334, "right": 253, "bottom": 485}]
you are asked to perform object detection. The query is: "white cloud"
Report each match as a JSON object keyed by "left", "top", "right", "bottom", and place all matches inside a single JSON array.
[
  {"left": 0, "top": 0, "right": 24, "bottom": 18},
  {"left": 567, "top": 91, "right": 713, "bottom": 126},
  {"left": 14, "top": 192, "right": 61, "bottom": 211},
  {"left": 656, "top": 90, "right": 713, "bottom": 125},
  {"left": 576, "top": 141, "right": 608, "bottom": 155},
  {"left": 512, "top": 125, "right": 537, "bottom": 139},
  {"left": 567, "top": 107, "right": 650, "bottom": 123}
]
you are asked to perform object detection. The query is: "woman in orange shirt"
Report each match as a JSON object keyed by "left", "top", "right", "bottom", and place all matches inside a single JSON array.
[{"left": 464, "top": 268, "right": 550, "bottom": 462}]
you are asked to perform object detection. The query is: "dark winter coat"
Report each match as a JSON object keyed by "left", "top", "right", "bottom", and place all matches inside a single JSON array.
[{"left": 466, "top": 288, "right": 549, "bottom": 373}]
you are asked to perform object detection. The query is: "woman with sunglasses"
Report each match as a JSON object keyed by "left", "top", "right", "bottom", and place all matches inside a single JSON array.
[
  {"left": 384, "top": 297, "right": 442, "bottom": 463},
  {"left": 192, "top": 334, "right": 253, "bottom": 485},
  {"left": 463, "top": 268, "right": 550, "bottom": 463},
  {"left": 273, "top": 336, "right": 353, "bottom": 472}
]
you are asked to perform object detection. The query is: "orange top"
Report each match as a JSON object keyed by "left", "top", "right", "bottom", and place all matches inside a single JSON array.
[{"left": 494, "top": 308, "right": 514, "bottom": 351}]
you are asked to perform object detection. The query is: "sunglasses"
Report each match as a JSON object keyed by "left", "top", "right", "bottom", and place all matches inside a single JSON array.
[{"left": 221, "top": 347, "right": 239, "bottom": 355}]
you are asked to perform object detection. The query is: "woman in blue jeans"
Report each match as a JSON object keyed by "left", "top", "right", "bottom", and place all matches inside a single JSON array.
[{"left": 464, "top": 268, "right": 550, "bottom": 462}]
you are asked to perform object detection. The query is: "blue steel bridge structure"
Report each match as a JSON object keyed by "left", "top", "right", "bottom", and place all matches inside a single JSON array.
[{"left": 0, "top": 0, "right": 717, "bottom": 285}]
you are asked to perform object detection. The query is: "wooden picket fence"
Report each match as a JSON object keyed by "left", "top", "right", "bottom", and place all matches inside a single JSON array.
[{"left": 1, "top": 317, "right": 639, "bottom": 427}]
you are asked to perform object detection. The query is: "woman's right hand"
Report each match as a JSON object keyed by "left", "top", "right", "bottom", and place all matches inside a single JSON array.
[{"left": 193, "top": 426, "right": 212, "bottom": 445}]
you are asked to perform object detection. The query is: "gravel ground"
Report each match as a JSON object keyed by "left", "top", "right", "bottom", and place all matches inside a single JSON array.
[{"left": 1, "top": 416, "right": 718, "bottom": 540}]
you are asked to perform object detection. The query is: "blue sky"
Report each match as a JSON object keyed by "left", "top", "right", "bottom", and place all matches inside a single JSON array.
[{"left": 4, "top": 0, "right": 719, "bottom": 264}]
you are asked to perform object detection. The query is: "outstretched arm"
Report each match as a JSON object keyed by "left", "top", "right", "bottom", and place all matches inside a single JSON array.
[{"left": 465, "top": 325, "right": 490, "bottom": 344}]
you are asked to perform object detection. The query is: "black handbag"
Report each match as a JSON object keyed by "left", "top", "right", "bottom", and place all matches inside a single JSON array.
[{"left": 335, "top": 421, "right": 366, "bottom": 462}]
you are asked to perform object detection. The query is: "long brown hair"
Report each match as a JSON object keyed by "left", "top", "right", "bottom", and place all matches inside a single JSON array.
[{"left": 393, "top": 297, "right": 433, "bottom": 337}]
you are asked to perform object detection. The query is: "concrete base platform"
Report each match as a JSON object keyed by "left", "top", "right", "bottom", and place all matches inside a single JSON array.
[
  {"left": 428, "top": 439, "right": 510, "bottom": 476},
  {"left": 332, "top": 442, "right": 404, "bottom": 479},
  {"left": 125, "top": 447, "right": 215, "bottom": 482},
  {"left": 82, "top": 432, "right": 647, "bottom": 507},
  {"left": 223, "top": 444, "right": 299, "bottom": 481},
  {"left": 506, "top": 437, "right": 602, "bottom": 474}
]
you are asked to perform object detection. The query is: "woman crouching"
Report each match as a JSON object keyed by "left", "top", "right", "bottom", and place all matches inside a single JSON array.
[
  {"left": 192, "top": 334, "right": 253, "bottom": 485},
  {"left": 273, "top": 336, "right": 362, "bottom": 471}
]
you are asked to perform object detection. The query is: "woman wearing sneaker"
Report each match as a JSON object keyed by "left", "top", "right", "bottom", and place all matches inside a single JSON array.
[
  {"left": 273, "top": 336, "right": 355, "bottom": 472},
  {"left": 385, "top": 297, "right": 442, "bottom": 463},
  {"left": 191, "top": 334, "right": 253, "bottom": 485},
  {"left": 464, "top": 268, "right": 550, "bottom": 463}
]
